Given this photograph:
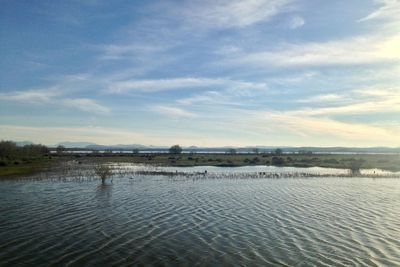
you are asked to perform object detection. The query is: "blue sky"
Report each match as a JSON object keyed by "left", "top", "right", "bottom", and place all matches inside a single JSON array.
[{"left": 0, "top": 0, "right": 399, "bottom": 146}]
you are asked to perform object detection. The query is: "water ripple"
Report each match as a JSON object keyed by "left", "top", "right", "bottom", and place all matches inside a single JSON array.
[{"left": 1, "top": 169, "right": 400, "bottom": 266}]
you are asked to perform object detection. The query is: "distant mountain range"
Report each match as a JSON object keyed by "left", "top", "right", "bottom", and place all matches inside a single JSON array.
[
  {"left": 15, "top": 141, "right": 34, "bottom": 147},
  {"left": 57, "top": 142, "right": 98, "bottom": 148},
  {"left": 46, "top": 142, "right": 400, "bottom": 153},
  {"left": 55, "top": 142, "right": 168, "bottom": 150}
]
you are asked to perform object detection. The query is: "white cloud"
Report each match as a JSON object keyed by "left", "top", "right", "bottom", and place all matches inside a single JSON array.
[
  {"left": 227, "top": 34, "right": 400, "bottom": 67},
  {"left": 289, "top": 16, "right": 305, "bottom": 29},
  {"left": 0, "top": 89, "right": 110, "bottom": 114},
  {"left": 298, "top": 94, "right": 344, "bottom": 103},
  {"left": 293, "top": 87, "right": 400, "bottom": 116},
  {"left": 268, "top": 71, "right": 318, "bottom": 85},
  {"left": 152, "top": 106, "right": 197, "bottom": 118},
  {"left": 176, "top": 88, "right": 264, "bottom": 107},
  {"left": 107, "top": 77, "right": 268, "bottom": 93},
  {"left": 190, "top": 85, "right": 400, "bottom": 146},
  {"left": 359, "top": 0, "right": 400, "bottom": 22},
  {"left": 180, "top": 0, "right": 294, "bottom": 28},
  {"left": 261, "top": 113, "right": 399, "bottom": 144},
  {"left": 108, "top": 78, "right": 215, "bottom": 93},
  {"left": 64, "top": 98, "right": 111, "bottom": 114},
  {"left": 177, "top": 91, "right": 222, "bottom": 106},
  {"left": 0, "top": 89, "right": 59, "bottom": 104}
]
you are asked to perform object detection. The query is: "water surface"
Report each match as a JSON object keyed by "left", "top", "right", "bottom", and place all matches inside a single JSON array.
[{"left": 1, "top": 167, "right": 399, "bottom": 266}]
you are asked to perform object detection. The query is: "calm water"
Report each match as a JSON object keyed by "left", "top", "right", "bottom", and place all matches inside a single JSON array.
[{"left": 1, "top": 167, "right": 400, "bottom": 266}]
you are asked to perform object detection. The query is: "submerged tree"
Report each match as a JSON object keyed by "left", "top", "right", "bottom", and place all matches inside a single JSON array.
[
  {"left": 348, "top": 159, "right": 365, "bottom": 176},
  {"left": 169, "top": 145, "right": 182, "bottom": 154},
  {"left": 94, "top": 164, "right": 112, "bottom": 185}
]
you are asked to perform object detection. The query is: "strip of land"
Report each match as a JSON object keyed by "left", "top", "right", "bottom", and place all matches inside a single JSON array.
[{"left": 1, "top": 152, "right": 399, "bottom": 178}]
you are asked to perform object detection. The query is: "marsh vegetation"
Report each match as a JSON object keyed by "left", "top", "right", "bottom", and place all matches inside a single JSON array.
[
  {"left": 1, "top": 141, "right": 399, "bottom": 178},
  {"left": 59, "top": 151, "right": 400, "bottom": 171}
]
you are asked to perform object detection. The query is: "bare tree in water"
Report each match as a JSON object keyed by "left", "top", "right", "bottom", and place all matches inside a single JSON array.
[
  {"left": 94, "top": 164, "right": 112, "bottom": 185},
  {"left": 349, "top": 159, "right": 365, "bottom": 176}
]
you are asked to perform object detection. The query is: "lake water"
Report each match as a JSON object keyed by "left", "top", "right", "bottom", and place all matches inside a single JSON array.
[{"left": 1, "top": 166, "right": 400, "bottom": 266}]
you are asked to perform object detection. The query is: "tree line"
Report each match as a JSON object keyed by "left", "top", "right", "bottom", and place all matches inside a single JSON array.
[{"left": 0, "top": 140, "right": 49, "bottom": 159}]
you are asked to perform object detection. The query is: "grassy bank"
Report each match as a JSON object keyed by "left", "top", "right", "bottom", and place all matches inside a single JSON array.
[
  {"left": 0, "top": 141, "right": 55, "bottom": 178},
  {"left": 0, "top": 156, "right": 58, "bottom": 177}
]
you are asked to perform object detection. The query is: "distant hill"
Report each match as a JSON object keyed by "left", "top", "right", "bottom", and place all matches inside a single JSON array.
[
  {"left": 56, "top": 141, "right": 98, "bottom": 148},
  {"left": 85, "top": 144, "right": 170, "bottom": 150},
  {"left": 15, "top": 141, "right": 34, "bottom": 147}
]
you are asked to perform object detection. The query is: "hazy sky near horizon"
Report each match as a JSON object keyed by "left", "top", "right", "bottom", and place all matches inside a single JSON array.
[{"left": 1, "top": 0, "right": 399, "bottom": 146}]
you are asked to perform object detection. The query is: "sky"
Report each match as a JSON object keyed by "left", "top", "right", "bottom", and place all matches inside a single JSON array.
[{"left": 0, "top": 0, "right": 399, "bottom": 147}]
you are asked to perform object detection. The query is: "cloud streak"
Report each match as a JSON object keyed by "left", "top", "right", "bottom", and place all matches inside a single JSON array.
[
  {"left": 0, "top": 89, "right": 59, "bottom": 104},
  {"left": 106, "top": 77, "right": 268, "bottom": 93},
  {"left": 262, "top": 113, "right": 399, "bottom": 144},
  {"left": 63, "top": 98, "right": 111, "bottom": 114},
  {"left": 179, "top": 0, "right": 294, "bottom": 28},
  {"left": 293, "top": 87, "right": 400, "bottom": 116},
  {"left": 225, "top": 34, "right": 400, "bottom": 68},
  {"left": 0, "top": 89, "right": 110, "bottom": 114},
  {"left": 359, "top": 0, "right": 400, "bottom": 22},
  {"left": 152, "top": 106, "right": 197, "bottom": 118}
]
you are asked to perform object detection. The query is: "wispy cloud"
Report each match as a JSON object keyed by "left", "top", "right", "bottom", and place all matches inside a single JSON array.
[
  {"left": 297, "top": 94, "right": 344, "bottom": 103},
  {"left": 152, "top": 106, "right": 197, "bottom": 118},
  {"left": 0, "top": 89, "right": 60, "bottom": 104},
  {"left": 176, "top": 88, "right": 266, "bottom": 107},
  {"left": 359, "top": 0, "right": 400, "bottom": 22},
  {"left": 262, "top": 113, "right": 399, "bottom": 143},
  {"left": 209, "top": 85, "right": 400, "bottom": 146},
  {"left": 288, "top": 16, "right": 305, "bottom": 29},
  {"left": 225, "top": 34, "right": 400, "bottom": 68},
  {"left": 177, "top": 91, "right": 222, "bottom": 106},
  {"left": 268, "top": 71, "right": 318, "bottom": 85},
  {"left": 64, "top": 98, "right": 111, "bottom": 114},
  {"left": 106, "top": 77, "right": 268, "bottom": 93},
  {"left": 178, "top": 0, "right": 294, "bottom": 28},
  {"left": 293, "top": 87, "right": 400, "bottom": 116},
  {"left": 0, "top": 89, "right": 110, "bottom": 114}
]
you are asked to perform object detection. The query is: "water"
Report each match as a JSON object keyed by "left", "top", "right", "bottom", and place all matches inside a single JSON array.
[{"left": 1, "top": 166, "right": 400, "bottom": 266}]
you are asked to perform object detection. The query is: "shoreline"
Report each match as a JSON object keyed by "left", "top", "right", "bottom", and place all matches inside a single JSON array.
[
  {"left": 1, "top": 152, "right": 399, "bottom": 178},
  {"left": 70, "top": 152, "right": 400, "bottom": 171}
]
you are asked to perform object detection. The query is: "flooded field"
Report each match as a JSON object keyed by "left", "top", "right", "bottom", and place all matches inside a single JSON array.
[{"left": 1, "top": 165, "right": 400, "bottom": 266}]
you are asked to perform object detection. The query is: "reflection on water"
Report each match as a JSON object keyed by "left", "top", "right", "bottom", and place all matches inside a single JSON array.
[
  {"left": 95, "top": 184, "right": 113, "bottom": 207},
  {"left": 0, "top": 168, "right": 400, "bottom": 266}
]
